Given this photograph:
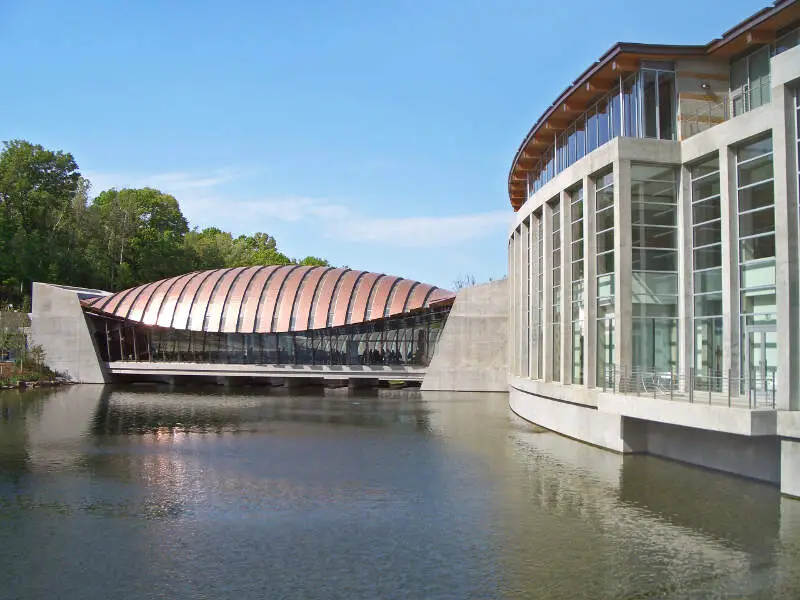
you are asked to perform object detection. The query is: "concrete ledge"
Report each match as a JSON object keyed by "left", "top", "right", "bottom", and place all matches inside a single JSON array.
[
  {"left": 509, "top": 383, "right": 628, "bottom": 452},
  {"left": 599, "top": 393, "right": 777, "bottom": 437},
  {"left": 510, "top": 377, "right": 598, "bottom": 408},
  {"left": 108, "top": 361, "right": 425, "bottom": 381}
]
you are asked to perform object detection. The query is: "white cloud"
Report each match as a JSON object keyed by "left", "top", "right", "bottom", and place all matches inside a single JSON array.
[{"left": 84, "top": 169, "right": 512, "bottom": 248}]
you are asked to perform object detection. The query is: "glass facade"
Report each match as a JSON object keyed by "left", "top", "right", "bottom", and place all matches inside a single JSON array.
[
  {"left": 641, "top": 68, "right": 676, "bottom": 141},
  {"left": 551, "top": 199, "right": 562, "bottom": 381},
  {"left": 631, "top": 165, "right": 679, "bottom": 375},
  {"left": 595, "top": 171, "right": 615, "bottom": 387},
  {"left": 570, "top": 186, "right": 584, "bottom": 384},
  {"left": 91, "top": 306, "right": 450, "bottom": 368},
  {"left": 691, "top": 156, "right": 723, "bottom": 389},
  {"left": 737, "top": 137, "right": 777, "bottom": 394},
  {"left": 731, "top": 47, "right": 771, "bottom": 116},
  {"left": 527, "top": 68, "right": 676, "bottom": 200}
]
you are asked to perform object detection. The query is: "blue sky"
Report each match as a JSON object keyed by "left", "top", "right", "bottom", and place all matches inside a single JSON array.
[{"left": 1, "top": 0, "right": 764, "bottom": 289}]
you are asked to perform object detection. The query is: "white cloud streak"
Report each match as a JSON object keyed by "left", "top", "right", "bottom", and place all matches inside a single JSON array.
[{"left": 84, "top": 169, "right": 512, "bottom": 249}]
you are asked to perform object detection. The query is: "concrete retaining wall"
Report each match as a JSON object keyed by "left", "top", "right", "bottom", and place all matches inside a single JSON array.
[
  {"left": 421, "top": 279, "right": 508, "bottom": 392},
  {"left": 30, "top": 283, "right": 108, "bottom": 384}
]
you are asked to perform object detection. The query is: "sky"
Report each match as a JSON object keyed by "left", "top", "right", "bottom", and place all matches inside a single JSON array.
[{"left": 0, "top": 0, "right": 766, "bottom": 290}]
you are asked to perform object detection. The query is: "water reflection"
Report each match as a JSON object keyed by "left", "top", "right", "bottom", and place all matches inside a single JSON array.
[{"left": 1, "top": 386, "right": 800, "bottom": 598}]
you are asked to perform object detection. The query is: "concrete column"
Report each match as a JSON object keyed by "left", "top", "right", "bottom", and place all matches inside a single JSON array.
[
  {"left": 772, "top": 83, "right": 799, "bottom": 410},
  {"left": 528, "top": 213, "right": 536, "bottom": 379},
  {"left": 614, "top": 159, "right": 633, "bottom": 380},
  {"left": 677, "top": 164, "right": 694, "bottom": 383},
  {"left": 542, "top": 201, "right": 554, "bottom": 382},
  {"left": 520, "top": 218, "right": 531, "bottom": 378},
  {"left": 560, "top": 189, "right": 572, "bottom": 384},
  {"left": 508, "top": 236, "right": 515, "bottom": 377},
  {"left": 584, "top": 176, "right": 597, "bottom": 388},
  {"left": 721, "top": 146, "right": 739, "bottom": 387}
]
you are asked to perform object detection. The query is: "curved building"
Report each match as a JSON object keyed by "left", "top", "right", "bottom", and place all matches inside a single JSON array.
[
  {"left": 83, "top": 266, "right": 453, "bottom": 333},
  {"left": 507, "top": 1, "right": 800, "bottom": 492}
]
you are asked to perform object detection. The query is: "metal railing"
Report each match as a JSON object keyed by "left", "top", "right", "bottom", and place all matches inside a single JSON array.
[{"left": 599, "top": 366, "right": 776, "bottom": 409}]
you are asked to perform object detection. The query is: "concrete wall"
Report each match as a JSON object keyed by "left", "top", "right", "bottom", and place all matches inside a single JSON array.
[
  {"left": 509, "top": 385, "right": 631, "bottom": 452},
  {"left": 30, "top": 283, "right": 108, "bottom": 384},
  {"left": 421, "top": 279, "right": 508, "bottom": 392},
  {"left": 627, "top": 417, "right": 780, "bottom": 484}
]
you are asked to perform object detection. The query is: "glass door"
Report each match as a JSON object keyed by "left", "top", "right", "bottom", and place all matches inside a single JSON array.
[{"left": 744, "top": 325, "right": 777, "bottom": 406}]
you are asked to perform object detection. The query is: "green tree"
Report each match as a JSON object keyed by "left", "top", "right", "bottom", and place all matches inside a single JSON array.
[
  {"left": 87, "top": 188, "right": 190, "bottom": 289},
  {"left": 0, "top": 140, "right": 83, "bottom": 303}
]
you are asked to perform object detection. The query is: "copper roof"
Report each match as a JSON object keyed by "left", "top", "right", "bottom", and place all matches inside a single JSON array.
[
  {"left": 83, "top": 266, "right": 455, "bottom": 333},
  {"left": 507, "top": 0, "right": 800, "bottom": 210}
]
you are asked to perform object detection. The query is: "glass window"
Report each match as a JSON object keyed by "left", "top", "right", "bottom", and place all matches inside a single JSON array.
[
  {"left": 631, "top": 164, "right": 678, "bottom": 373},
  {"left": 737, "top": 136, "right": 776, "bottom": 381},
  {"left": 551, "top": 199, "right": 562, "bottom": 382},
  {"left": 595, "top": 170, "right": 615, "bottom": 385},
  {"left": 570, "top": 185, "right": 585, "bottom": 385},
  {"left": 597, "top": 98, "right": 610, "bottom": 147},
  {"left": 658, "top": 71, "right": 675, "bottom": 140}
]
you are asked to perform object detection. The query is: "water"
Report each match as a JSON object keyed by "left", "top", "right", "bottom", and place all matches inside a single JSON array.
[{"left": 1, "top": 386, "right": 800, "bottom": 599}]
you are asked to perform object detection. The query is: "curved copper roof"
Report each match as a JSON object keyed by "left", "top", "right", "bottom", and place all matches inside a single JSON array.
[{"left": 85, "top": 266, "right": 454, "bottom": 333}]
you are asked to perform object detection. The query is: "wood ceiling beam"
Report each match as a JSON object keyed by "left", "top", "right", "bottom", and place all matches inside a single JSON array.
[{"left": 747, "top": 29, "right": 776, "bottom": 45}]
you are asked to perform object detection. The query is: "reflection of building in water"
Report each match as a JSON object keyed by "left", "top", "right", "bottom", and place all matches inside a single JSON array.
[
  {"left": 91, "top": 388, "right": 433, "bottom": 436},
  {"left": 422, "top": 390, "right": 782, "bottom": 597}
]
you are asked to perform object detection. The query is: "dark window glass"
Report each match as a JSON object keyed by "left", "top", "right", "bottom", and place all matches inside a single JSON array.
[
  {"left": 693, "top": 221, "right": 721, "bottom": 247},
  {"left": 632, "top": 249, "right": 677, "bottom": 271},
  {"left": 632, "top": 226, "right": 677, "bottom": 249},
  {"left": 658, "top": 71, "right": 675, "bottom": 140},
  {"left": 694, "top": 245, "right": 723, "bottom": 270},
  {"left": 643, "top": 70, "right": 658, "bottom": 138},
  {"left": 693, "top": 196, "right": 721, "bottom": 224},
  {"left": 740, "top": 234, "right": 775, "bottom": 262},
  {"left": 739, "top": 207, "right": 775, "bottom": 237}
]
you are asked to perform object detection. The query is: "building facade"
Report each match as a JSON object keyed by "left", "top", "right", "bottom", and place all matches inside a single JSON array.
[{"left": 507, "top": 1, "right": 800, "bottom": 494}]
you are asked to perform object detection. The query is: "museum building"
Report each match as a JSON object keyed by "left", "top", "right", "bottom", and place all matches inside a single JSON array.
[{"left": 506, "top": 0, "right": 800, "bottom": 492}]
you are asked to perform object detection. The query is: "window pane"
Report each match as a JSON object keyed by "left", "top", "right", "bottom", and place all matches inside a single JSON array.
[
  {"left": 692, "top": 156, "right": 719, "bottom": 178},
  {"left": 694, "top": 268, "right": 722, "bottom": 294},
  {"left": 738, "top": 137, "right": 772, "bottom": 161},
  {"left": 694, "top": 245, "right": 722, "bottom": 270},
  {"left": 633, "top": 226, "right": 677, "bottom": 249},
  {"left": 596, "top": 206, "right": 614, "bottom": 231},
  {"left": 741, "top": 260, "right": 776, "bottom": 288},
  {"left": 741, "top": 288, "right": 776, "bottom": 315},
  {"left": 692, "top": 178, "right": 720, "bottom": 201},
  {"left": 740, "top": 235, "right": 775, "bottom": 262},
  {"left": 597, "top": 252, "right": 615, "bottom": 274},
  {"left": 597, "top": 229, "right": 614, "bottom": 253},
  {"left": 632, "top": 249, "right": 677, "bottom": 271},
  {"left": 643, "top": 70, "right": 658, "bottom": 138},
  {"left": 658, "top": 71, "right": 675, "bottom": 140},
  {"left": 739, "top": 208, "right": 775, "bottom": 237},
  {"left": 695, "top": 293, "right": 723, "bottom": 317},
  {"left": 597, "top": 98, "right": 610, "bottom": 146},
  {"left": 633, "top": 271, "right": 678, "bottom": 295},
  {"left": 738, "top": 181, "right": 774, "bottom": 213},
  {"left": 693, "top": 196, "right": 721, "bottom": 223},
  {"left": 738, "top": 154, "right": 773, "bottom": 186},
  {"left": 632, "top": 202, "right": 676, "bottom": 227},
  {"left": 597, "top": 274, "right": 615, "bottom": 298},
  {"left": 693, "top": 221, "right": 721, "bottom": 247}
]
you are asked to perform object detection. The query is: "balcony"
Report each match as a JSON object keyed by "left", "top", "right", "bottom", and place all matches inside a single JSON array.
[{"left": 681, "top": 76, "right": 771, "bottom": 139}]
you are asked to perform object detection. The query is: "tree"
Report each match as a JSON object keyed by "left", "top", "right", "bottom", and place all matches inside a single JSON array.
[
  {"left": 0, "top": 140, "right": 83, "bottom": 303},
  {"left": 452, "top": 274, "right": 477, "bottom": 290},
  {"left": 87, "top": 188, "right": 190, "bottom": 289}
]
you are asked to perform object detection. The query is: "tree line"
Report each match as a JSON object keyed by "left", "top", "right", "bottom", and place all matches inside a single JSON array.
[{"left": 0, "top": 140, "right": 329, "bottom": 307}]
